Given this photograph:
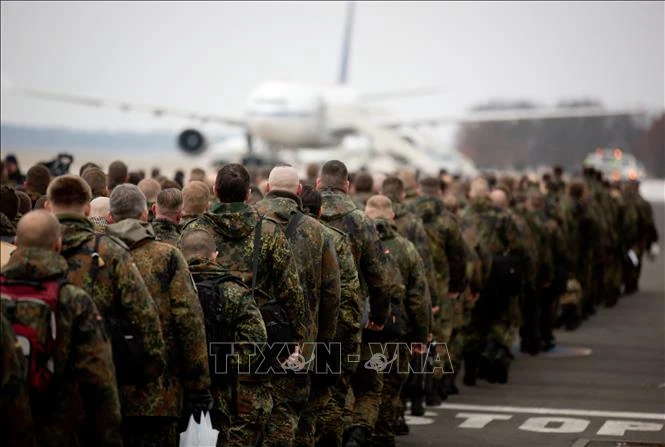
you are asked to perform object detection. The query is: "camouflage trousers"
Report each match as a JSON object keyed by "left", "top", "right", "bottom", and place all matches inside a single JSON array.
[
  {"left": 447, "top": 293, "right": 467, "bottom": 371},
  {"left": 121, "top": 416, "right": 178, "bottom": 447},
  {"left": 315, "top": 343, "right": 384, "bottom": 445},
  {"left": 372, "top": 343, "right": 410, "bottom": 445},
  {"left": 294, "top": 377, "right": 332, "bottom": 447},
  {"left": 603, "top": 254, "right": 623, "bottom": 306},
  {"left": 432, "top": 298, "right": 454, "bottom": 345},
  {"left": 622, "top": 245, "right": 643, "bottom": 292},
  {"left": 263, "top": 374, "right": 310, "bottom": 447},
  {"left": 227, "top": 381, "right": 273, "bottom": 447},
  {"left": 465, "top": 293, "right": 521, "bottom": 357}
]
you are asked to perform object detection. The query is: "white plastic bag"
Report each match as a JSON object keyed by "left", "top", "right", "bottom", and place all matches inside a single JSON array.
[{"left": 179, "top": 411, "right": 219, "bottom": 447}]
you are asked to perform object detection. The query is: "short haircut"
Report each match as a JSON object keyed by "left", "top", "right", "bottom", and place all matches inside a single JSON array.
[
  {"left": 569, "top": 179, "right": 586, "bottom": 200},
  {"left": 0, "top": 186, "right": 19, "bottom": 221},
  {"left": 82, "top": 167, "right": 107, "bottom": 198},
  {"left": 300, "top": 184, "right": 322, "bottom": 217},
  {"left": 189, "top": 168, "right": 207, "bottom": 182},
  {"left": 109, "top": 184, "right": 147, "bottom": 221},
  {"left": 354, "top": 172, "right": 373, "bottom": 193},
  {"left": 108, "top": 160, "right": 128, "bottom": 190},
  {"left": 419, "top": 177, "right": 442, "bottom": 196},
  {"left": 215, "top": 163, "right": 250, "bottom": 203},
  {"left": 365, "top": 195, "right": 393, "bottom": 220},
  {"left": 159, "top": 179, "right": 182, "bottom": 191},
  {"left": 138, "top": 178, "right": 162, "bottom": 202},
  {"left": 268, "top": 166, "right": 300, "bottom": 192},
  {"left": 90, "top": 197, "right": 111, "bottom": 218},
  {"left": 16, "top": 210, "right": 61, "bottom": 250},
  {"left": 47, "top": 175, "right": 92, "bottom": 207},
  {"left": 26, "top": 164, "right": 51, "bottom": 194},
  {"left": 15, "top": 190, "right": 32, "bottom": 215},
  {"left": 156, "top": 188, "right": 183, "bottom": 214},
  {"left": 318, "top": 160, "right": 349, "bottom": 190},
  {"left": 180, "top": 229, "right": 217, "bottom": 261},
  {"left": 395, "top": 168, "right": 418, "bottom": 192},
  {"left": 79, "top": 162, "right": 101, "bottom": 176},
  {"left": 553, "top": 165, "right": 564, "bottom": 177},
  {"left": 381, "top": 176, "right": 404, "bottom": 202},
  {"left": 128, "top": 171, "right": 144, "bottom": 185},
  {"left": 469, "top": 177, "right": 489, "bottom": 199},
  {"left": 183, "top": 181, "right": 211, "bottom": 215}
]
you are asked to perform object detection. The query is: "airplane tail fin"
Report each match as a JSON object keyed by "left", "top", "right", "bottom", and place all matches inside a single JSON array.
[{"left": 338, "top": 1, "right": 355, "bottom": 85}]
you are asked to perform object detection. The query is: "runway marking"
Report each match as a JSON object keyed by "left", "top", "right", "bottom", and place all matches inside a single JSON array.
[{"left": 432, "top": 404, "right": 665, "bottom": 421}]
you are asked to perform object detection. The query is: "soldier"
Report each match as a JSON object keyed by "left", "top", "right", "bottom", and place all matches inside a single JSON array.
[
  {"left": 82, "top": 167, "right": 109, "bottom": 198},
  {"left": 181, "top": 230, "right": 269, "bottom": 447},
  {"left": 460, "top": 178, "right": 524, "bottom": 386},
  {"left": 106, "top": 184, "right": 212, "bottom": 446},
  {"left": 181, "top": 163, "right": 307, "bottom": 443},
  {"left": 1, "top": 210, "right": 122, "bottom": 446},
  {"left": 23, "top": 164, "right": 51, "bottom": 207},
  {"left": 315, "top": 160, "right": 399, "bottom": 447},
  {"left": 138, "top": 178, "right": 162, "bottom": 222},
  {"left": 107, "top": 160, "right": 129, "bottom": 192},
  {"left": 43, "top": 175, "right": 167, "bottom": 425},
  {"left": 255, "top": 166, "right": 342, "bottom": 447},
  {"left": 365, "top": 195, "right": 431, "bottom": 447},
  {"left": 299, "top": 185, "right": 364, "bottom": 447},
  {"left": 151, "top": 188, "right": 183, "bottom": 245},
  {"left": 181, "top": 180, "right": 211, "bottom": 227},
  {"left": 3, "top": 154, "right": 25, "bottom": 187},
  {"left": 15, "top": 190, "right": 32, "bottom": 221},
  {"left": 351, "top": 171, "right": 374, "bottom": 209},
  {"left": 408, "top": 177, "right": 467, "bottom": 404},
  {"left": 89, "top": 196, "right": 110, "bottom": 233},
  {"left": 0, "top": 186, "right": 18, "bottom": 243}
]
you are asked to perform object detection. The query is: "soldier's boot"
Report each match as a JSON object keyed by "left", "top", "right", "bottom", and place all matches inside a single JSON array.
[
  {"left": 410, "top": 396, "right": 425, "bottom": 416},
  {"left": 480, "top": 342, "right": 498, "bottom": 384},
  {"left": 343, "top": 426, "right": 371, "bottom": 447},
  {"left": 494, "top": 344, "right": 513, "bottom": 385},
  {"left": 393, "top": 412, "right": 409, "bottom": 436},
  {"left": 463, "top": 354, "right": 478, "bottom": 387}
]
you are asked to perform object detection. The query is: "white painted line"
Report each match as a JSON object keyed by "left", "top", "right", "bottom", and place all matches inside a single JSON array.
[{"left": 432, "top": 404, "right": 665, "bottom": 421}]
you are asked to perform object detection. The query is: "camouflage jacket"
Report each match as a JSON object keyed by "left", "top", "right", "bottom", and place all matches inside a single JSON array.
[
  {"left": 180, "top": 202, "right": 306, "bottom": 342},
  {"left": 459, "top": 197, "right": 524, "bottom": 289},
  {"left": 317, "top": 219, "right": 363, "bottom": 352},
  {"left": 255, "top": 191, "right": 340, "bottom": 344},
  {"left": 106, "top": 219, "right": 210, "bottom": 417},
  {"left": 188, "top": 257, "right": 267, "bottom": 388},
  {"left": 392, "top": 202, "right": 438, "bottom": 310},
  {"left": 509, "top": 206, "right": 539, "bottom": 287},
  {"left": 0, "top": 309, "right": 35, "bottom": 447},
  {"left": 409, "top": 195, "right": 468, "bottom": 301},
  {"left": 88, "top": 216, "right": 108, "bottom": 234},
  {"left": 1, "top": 247, "right": 122, "bottom": 446},
  {"left": 180, "top": 214, "right": 201, "bottom": 229},
  {"left": 0, "top": 212, "right": 16, "bottom": 242},
  {"left": 56, "top": 214, "right": 166, "bottom": 389},
  {"left": 151, "top": 217, "right": 182, "bottom": 245},
  {"left": 319, "top": 188, "right": 397, "bottom": 326},
  {"left": 373, "top": 218, "right": 431, "bottom": 344}
]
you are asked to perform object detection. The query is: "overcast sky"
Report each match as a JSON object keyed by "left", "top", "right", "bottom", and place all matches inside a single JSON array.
[{"left": 1, "top": 1, "right": 663, "bottom": 134}]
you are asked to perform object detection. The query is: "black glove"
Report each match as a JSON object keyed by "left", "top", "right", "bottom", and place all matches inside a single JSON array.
[{"left": 183, "top": 389, "right": 214, "bottom": 423}]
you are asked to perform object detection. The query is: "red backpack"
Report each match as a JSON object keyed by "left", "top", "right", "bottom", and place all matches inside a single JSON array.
[{"left": 0, "top": 275, "right": 65, "bottom": 393}]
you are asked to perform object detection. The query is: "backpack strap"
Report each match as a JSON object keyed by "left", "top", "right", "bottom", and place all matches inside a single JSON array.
[
  {"left": 251, "top": 217, "right": 263, "bottom": 299},
  {"left": 285, "top": 211, "right": 305, "bottom": 241}
]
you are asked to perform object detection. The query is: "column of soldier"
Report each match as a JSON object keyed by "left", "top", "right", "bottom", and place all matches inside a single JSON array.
[{"left": 0, "top": 155, "right": 659, "bottom": 447}]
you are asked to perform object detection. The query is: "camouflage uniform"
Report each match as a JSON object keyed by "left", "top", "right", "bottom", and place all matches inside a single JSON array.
[
  {"left": 316, "top": 187, "right": 399, "bottom": 446},
  {"left": 181, "top": 202, "right": 306, "bottom": 343},
  {"left": 88, "top": 216, "right": 108, "bottom": 233},
  {"left": 0, "top": 212, "right": 16, "bottom": 243},
  {"left": 459, "top": 197, "right": 524, "bottom": 384},
  {"left": 1, "top": 247, "right": 123, "bottom": 446},
  {"left": 0, "top": 309, "right": 35, "bottom": 447},
  {"left": 621, "top": 184, "right": 648, "bottom": 294},
  {"left": 56, "top": 214, "right": 167, "bottom": 409},
  {"left": 151, "top": 217, "right": 182, "bottom": 245},
  {"left": 371, "top": 218, "right": 430, "bottom": 447},
  {"left": 106, "top": 219, "right": 210, "bottom": 446},
  {"left": 180, "top": 213, "right": 201, "bottom": 229},
  {"left": 188, "top": 257, "right": 269, "bottom": 447},
  {"left": 256, "top": 191, "right": 341, "bottom": 447},
  {"left": 313, "top": 222, "right": 363, "bottom": 447}
]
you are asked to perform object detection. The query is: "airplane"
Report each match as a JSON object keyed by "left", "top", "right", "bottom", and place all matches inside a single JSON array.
[{"left": 1, "top": 1, "right": 654, "bottom": 177}]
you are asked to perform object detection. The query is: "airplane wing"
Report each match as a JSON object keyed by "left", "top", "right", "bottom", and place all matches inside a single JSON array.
[
  {"left": 4, "top": 84, "right": 246, "bottom": 127},
  {"left": 377, "top": 106, "right": 650, "bottom": 129}
]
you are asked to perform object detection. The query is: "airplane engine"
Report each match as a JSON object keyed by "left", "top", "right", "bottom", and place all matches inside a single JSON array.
[{"left": 177, "top": 128, "right": 207, "bottom": 155}]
